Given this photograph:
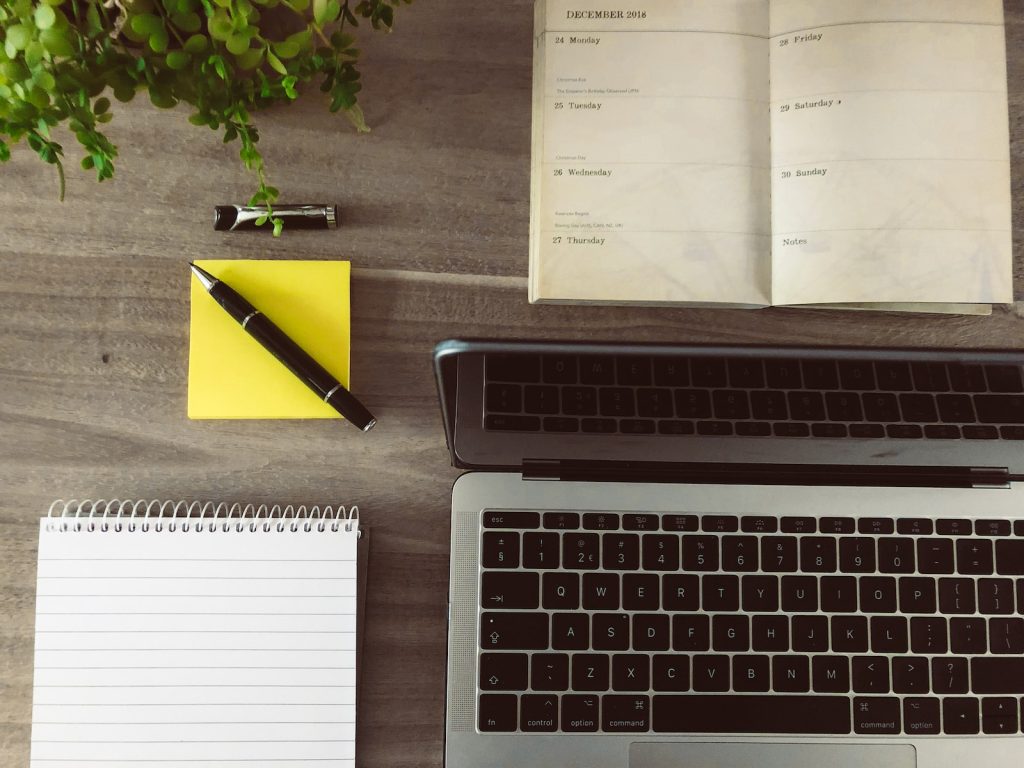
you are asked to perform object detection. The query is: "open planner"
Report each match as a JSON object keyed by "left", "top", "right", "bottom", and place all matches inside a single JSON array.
[
  {"left": 529, "top": 0, "right": 1013, "bottom": 312},
  {"left": 30, "top": 500, "right": 360, "bottom": 768}
]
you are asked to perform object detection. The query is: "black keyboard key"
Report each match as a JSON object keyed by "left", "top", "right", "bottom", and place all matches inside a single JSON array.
[
  {"left": 741, "top": 515, "right": 778, "bottom": 533},
  {"left": 486, "top": 383, "right": 522, "bottom": 412},
  {"left": 582, "top": 573, "right": 619, "bottom": 610},
  {"left": 599, "top": 388, "right": 635, "bottom": 417},
  {"left": 937, "top": 394, "right": 975, "bottom": 423},
  {"left": 852, "top": 656, "right": 890, "bottom": 693},
  {"left": 982, "top": 697, "right": 1019, "bottom": 735},
  {"left": 520, "top": 693, "right": 558, "bottom": 731},
  {"left": 478, "top": 693, "right": 517, "bottom": 731},
  {"left": 839, "top": 537, "right": 876, "bottom": 573},
  {"left": 653, "top": 694, "right": 850, "bottom": 734},
  {"left": 702, "top": 515, "right": 739, "bottom": 533},
  {"left": 765, "top": 359, "right": 802, "bottom": 389},
  {"left": 691, "top": 358, "right": 727, "bottom": 387},
  {"left": 860, "top": 576, "right": 897, "bottom": 613},
  {"left": 787, "top": 391, "right": 826, "bottom": 421},
  {"left": 642, "top": 535, "right": 679, "bottom": 571},
  {"left": 483, "top": 511, "right": 539, "bottom": 529},
  {"left": 542, "top": 572, "right": 579, "bottom": 609},
  {"left": 899, "top": 394, "right": 937, "bottom": 423},
  {"left": 612, "top": 654, "right": 650, "bottom": 691},
  {"left": 662, "top": 575, "right": 699, "bottom": 611},
  {"left": 623, "top": 514, "right": 659, "bottom": 531},
  {"left": 602, "top": 694, "right": 650, "bottom": 732},
  {"left": 772, "top": 655, "right": 809, "bottom": 692},
  {"left": 524, "top": 385, "right": 558, "bottom": 414},
  {"left": 552, "top": 613, "right": 588, "bottom": 650},
  {"left": 903, "top": 697, "right": 941, "bottom": 735},
  {"left": 978, "top": 578, "right": 1015, "bottom": 614},
  {"left": 481, "top": 612, "right": 548, "bottom": 650},
  {"left": 482, "top": 532, "right": 519, "bottom": 568},
  {"left": 832, "top": 616, "right": 868, "bottom": 653},
  {"left": 978, "top": 519, "right": 1011, "bottom": 537},
  {"left": 912, "top": 362, "right": 950, "bottom": 392},
  {"left": 800, "top": 537, "right": 837, "bottom": 572},
  {"left": 560, "top": 694, "right": 599, "bottom": 731},
  {"left": 781, "top": 575, "right": 817, "bottom": 612},
  {"left": 972, "top": 658, "right": 1024, "bottom": 693},
  {"left": 621, "top": 418, "right": 656, "bottom": 435},
  {"left": 853, "top": 696, "right": 901, "bottom": 734},
  {"left": 751, "top": 390, "right": 788, "bottom": 420},
  {"left": 949, "top": 363, "right": 987, "bottom": 392},
  {"left": 682, "top": 535, "right": 719, "bottom": 571},
  {"left": 821, "top": 575, "right": 858, "bottom": 613},
  {"left": 616, "top": 357, "right": 651, "bottom": 386},
  {"left": 858, "top": 517, "right": 895, "bottom": 535},
  {"left": 543, "top": 416, "right": 578, "bottom": 433},
  {"left": 592, "top": 613, "right": 630, "bottom": 651},
  {"left": 485, "top": 414, "right": 540, "bottom": 431},
  {"left": 878, "top": 537, "right": 915, "bottom": 573},
  {"left": 838, "top": 361, "right": 875, "bottom": 391},
  {"left": 583, "top": 513, "right": 619, "bottom": 530},
  {"left": 747, "top": 615, "right": 786, "bottom": 653},
  {"left": 996, "top": 540, "right": 1024, "bottom": 574},
  {"left": 812, "top": 655, "right": 850, "bottom": 693},
  {"left": 812, "top": 423, "right": 848, "bottom": 438},
  {"left": 989, "top": 618, "right": 1024, "bottom": 654},
  {"left": 792, "top": 616, "right": 828, "bottom": 652},
  {"left": 821, "top": 517, "right": 855, "bottom": 534},
  {"left": 542, "top": 354, "right": 577, "bottom": 384},
  {"left": 579, "top": 356, "right": 615, "bottom": 385},
  {"left": 801, "top": 360, "right": 839, "bottom": 390},
  {"left": 917, "top": 539, "right": 954, "bottom": 574},
  {"left": 761, "top": 536, "right": 798, "bottom": 572},
  {"left": 898, "top": 577, "right": 936, "bottom": 614},
  {"left": 986, "top": 365, "right": 1024, "bottom": 393},
  {"left": 704, "top": 576, "right": 741, "bottom": 613},
  {"left": 722, "top": 536, "right": 758, "bottom": 571},
  {"left": 662, "top": 514, "right": 698, "bottom": 532},
  {"left": 727, "top": 358, "right": 765, "bottom": 388},
  {"left": 976, "top": 395, "right": 1024, "bottom": 424},
  {"left": 741, "top": 576, "right": 779, "bottom": 612},
  {"left": 713, "top": 390, "right": 750, "bottom": 419},
  {"left": 632, "top": 613, "right": 670, "bottom": 651},
  {"left": 944, "top": 697, "right": 980, "bottom": 735},
  {"left": 673, "top": 615, "right": 710, "bottom": 651},
  {"left": 957, "top": 538, "right": 994, "bottom": 574},
  {"left": 871, "top": 616, "right": 908, "bottom": 653},
  {"left": 480, "top": 652, "right": 528, "bottom": 690},
  {"left": 925, "top": 425, "right": 960, "bottom": 439},
  {"left": 863, "top": 393, "right": 900, "bottom": 422},
  {"left": 898, "top": 518, "right": 933, "bottom": 535},
  {"left": 603, "top": 533, "right": 639, "bottom": 570},
  {"left": 999, "top": 426, "right": 1024, "bottom": 439},
  {"left": 562, "top": 387, "right": 597, "bottom": 416},
  {"left": 659, "top": 420, "right": 695, "bottom": 435},
  {"left": 528, "top": 536, "right": 561, "bottom": 573},
  {"left": 781, "top": 517, "right": 816, "bottom": 533},
  {"left": 850, "top": 423, "right": 886, "bottom": 438},
  {"left": 571, "top": 654, "right": 609, "bottom": 691},
  {"left": 482, "top": 572, "right": 539, "bottom": 610},
  {"left": 622, "top": 574, "right": 659, "bottom": 611},
  {"left": 636, "top": 388, "right": 674, "bottom": 418},
  {"left": 733, "top": 655, "right": 771, "bottom": 692},
  {"left": 542, "top": 512, "right": 579, "bottom": 530},
  {"left": 652, "top": 655, "right": 689, "bottom": 691},
  {"left": 563, "top": 532, "right": 600, "bottom": 570},
  {"left": 876, "top": 361, "right": 914, "bottom": 391},
  {"left": 692, "top": 655, "right": 730, "bottom": 691},
  {"left": 938, "top": 577, "right": 977, "bottom": 614},
  {"left": 886, "top": 425, "right": 923, "bottom": 439},
  {"left": 937, "top": 519, "right": 971, "bottom": 536},
  {"left": 773, "top": 422, "right": 810, "bottom": 437},
  {"left": 1017, "top": 520, "right": 1024, "bottom": 536},
  {"left": 675, "top": 390, "right": 711, "bottom": 418},
  {"left": 950, "top": 617, "right": 987, "bottom": 653},
  {"left": 487, "top": 354, "right": 540, "bottom": 383},
  {"left": 910, "top": 616, "right": 948, "bottom": 654},
  {"left": 652, "top": 357, "right": 689, "bottom": 386},
  {"left": 933, "top": 657, "right": 969, "bottom": 694},
  {"left": 963, "top": 425, "right": 999, "bottom": 439},
  {"left": 697, "top": 421, "right": 733, "bottom": 436},
  {"left": 824, "top": 392, "right": 864, "bottom": 422}
]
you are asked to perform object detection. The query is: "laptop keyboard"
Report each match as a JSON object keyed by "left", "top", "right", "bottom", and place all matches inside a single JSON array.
[
  {"left": 483, "top": 353, "right": 1024, "bottom": 439},
  {"left": 477, "top": 510, "right": 1024, "bottom": 735}
]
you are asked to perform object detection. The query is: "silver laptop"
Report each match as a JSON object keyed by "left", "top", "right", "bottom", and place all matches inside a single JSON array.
[{"left": 435, "top": 339, "right": 1024, "bottom": 768}]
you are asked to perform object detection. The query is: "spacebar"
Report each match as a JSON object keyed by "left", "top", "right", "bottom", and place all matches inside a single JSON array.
[{"left": 652, "top": 695, "right": 851, "bottom": 734}]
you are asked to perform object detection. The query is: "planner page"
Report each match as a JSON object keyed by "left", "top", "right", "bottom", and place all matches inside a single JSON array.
[
  {"left": 529, "top": 0, "right": 772, "bottom": 305},
  {"left": 30, "top": 515, "right": 359, "bottom": 768},
  {"left": 769, "top": 0, "right": 1012, "bottom": 309}
]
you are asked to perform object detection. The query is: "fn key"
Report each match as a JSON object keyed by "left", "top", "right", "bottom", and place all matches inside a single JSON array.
[{"left": 479, "top": 694, "right": 517, "bottom": 731}]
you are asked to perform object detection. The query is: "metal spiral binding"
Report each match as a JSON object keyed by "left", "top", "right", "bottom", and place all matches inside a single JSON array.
[{"left": 45, "top": 499, "right": 359, "bottom": 534}]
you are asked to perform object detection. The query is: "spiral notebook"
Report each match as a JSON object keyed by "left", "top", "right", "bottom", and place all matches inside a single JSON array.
[{"left": 30, "top": 500, "right": 361, "bottom": 768}]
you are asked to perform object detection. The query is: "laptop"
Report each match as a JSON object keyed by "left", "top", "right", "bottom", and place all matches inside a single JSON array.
[{"left": 435, "top": 339, "right": 1024, "bottom": 768}]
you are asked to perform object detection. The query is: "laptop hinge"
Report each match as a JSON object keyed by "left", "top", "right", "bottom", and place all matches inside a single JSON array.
[{"left": 522, "top": 460, "right": 1014, "bottom": 489}]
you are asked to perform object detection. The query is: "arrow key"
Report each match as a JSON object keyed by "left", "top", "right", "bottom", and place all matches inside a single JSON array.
[
  {"left": 982, "top": 697, "right": 1019, "bottom": 734},
  {"left": 479, "top": 652, "right": 528, "bottom": 691},
  {"left": 943, "top": 697, "right": 980, "bottom": 734}
]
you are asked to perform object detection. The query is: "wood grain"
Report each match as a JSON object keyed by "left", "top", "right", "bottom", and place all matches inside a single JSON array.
[{"left": 1, "top": 2, "right": 1023, "bottom": 765}]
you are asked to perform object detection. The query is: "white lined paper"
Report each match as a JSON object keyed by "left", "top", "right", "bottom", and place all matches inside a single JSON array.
[{"left": 31, "top": 520, "right": 359, "bottom": 768}]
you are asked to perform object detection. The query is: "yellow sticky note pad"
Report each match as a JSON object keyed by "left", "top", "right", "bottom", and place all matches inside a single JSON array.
[{"left": 188, "top": 259, "right": 350, "bottom": 419}]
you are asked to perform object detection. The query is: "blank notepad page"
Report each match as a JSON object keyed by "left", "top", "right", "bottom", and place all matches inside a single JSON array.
[{"left": 31, "top": 516, "right": 358, "bottom": 768}]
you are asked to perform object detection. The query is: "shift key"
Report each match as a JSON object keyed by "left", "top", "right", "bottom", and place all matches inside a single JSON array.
[
  {"left": 481, "top": 612, "right": 549, "bottom": 650},
  {"left": 970, "top": 658, "right": 1024, "bottom": 693}
]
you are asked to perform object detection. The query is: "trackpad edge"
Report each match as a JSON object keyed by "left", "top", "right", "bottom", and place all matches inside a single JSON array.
[{"left": 629, "top": 742, "right": 916, "bottom": 767}]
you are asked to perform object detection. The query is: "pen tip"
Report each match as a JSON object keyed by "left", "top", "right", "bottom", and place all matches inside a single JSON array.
[{"left": 362, "top": 419, "right": 377, "bottom": 432}]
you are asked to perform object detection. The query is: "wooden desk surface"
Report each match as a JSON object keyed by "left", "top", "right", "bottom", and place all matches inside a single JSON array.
[{"left": 1, "top": 2, "right": 1022, "bottom": 764}]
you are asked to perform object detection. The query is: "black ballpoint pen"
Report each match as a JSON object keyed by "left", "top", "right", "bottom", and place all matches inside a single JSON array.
[{"left": 189, "top": 263, "right": 376, "bottom": 431}]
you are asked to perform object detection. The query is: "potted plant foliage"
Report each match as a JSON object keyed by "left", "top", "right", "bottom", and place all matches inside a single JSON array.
[{"left": 0, "top": 0, "right": 408, "bottom": 233}]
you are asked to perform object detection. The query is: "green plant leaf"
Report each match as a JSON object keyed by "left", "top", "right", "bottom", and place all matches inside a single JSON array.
[
  {"left": 93, "top": 97, "right": 111, "bottom": 114},
  {"left": 272, "top": 217, "right": 283, "bottom": 236},
  {"left": 271, "top": 40, "right": 299, "bottom": 59},
  {"left": 173, "top": 11, "right": 202, "bottom": 32},
  {"left": 38, "top": 27, "right": 74, "bottom": 56},
  {"left": 226, "top": 32, "right": 250, "bottom": 55},
  {"left": 343, "top": 103, "right": 369, "bottom": 132},
  {"left": 33, "top": 5, "right": 56, "bottom": 30},
  {"left": 234, "top": 46, "right": 263, "bottom": 69},
  {"left": 165, "top": 50, "right": 190, "bottom": 69},
  {"left": 183, "top": 33, "right": 207, "bottom": 53},
  {"left": 6, "top": 24, "right": 32, "bottom": 50},
  {"left": 130, "top": 13, "right": 163, "bottom": 36},
  {"left": 81, "top": 154, "right": 94, "bottom": 169},
  {"left": 148, "top": 28, "right": 169, "bottom": 52},
  {"left": 266, "top": 49, "right": 286, "bottom": 74},
  {"left": 208, "top": 11, "right": 232, "bottom": 40}
]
